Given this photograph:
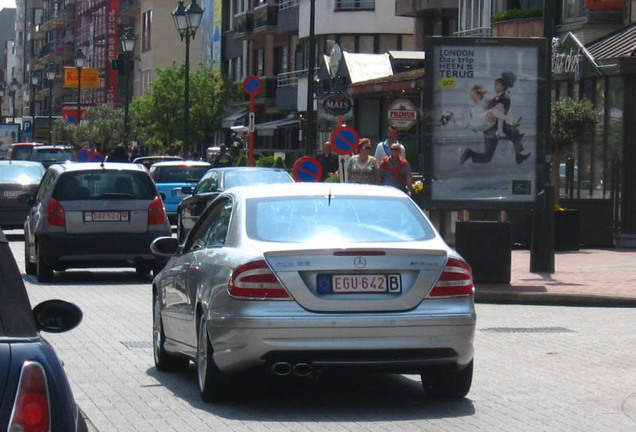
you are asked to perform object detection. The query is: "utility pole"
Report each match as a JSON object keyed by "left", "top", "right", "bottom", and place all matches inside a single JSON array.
[
  {"left": 530, "top": 1, "right": 556, "bottom": 273},
  {"left": 304, "top": 0, "right": 316, "bottom": 155}
]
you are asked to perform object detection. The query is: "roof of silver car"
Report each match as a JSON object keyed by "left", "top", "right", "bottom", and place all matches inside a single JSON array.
[
  {"left": 0, "top": 160, "right": 45, "bottom": 167},
  {"left": 229, "top": 182, "right": 409, "bottom": 199},
  {"left": 51, "top": 162, "right": 150, "bottom": 173},
  {"left": 149, "top": 160, "right": 211, "bottom": 167}
]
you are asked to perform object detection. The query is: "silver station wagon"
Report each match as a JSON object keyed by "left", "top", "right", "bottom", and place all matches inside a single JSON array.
[
  {"left": 151, "top": 183, "right": 476, "bottom": 402},
  {"left": 22, "top": 162, "right": 172, "bottom": 281}
]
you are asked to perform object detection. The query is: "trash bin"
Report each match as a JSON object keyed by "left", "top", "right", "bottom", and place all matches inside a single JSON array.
[
  {"left": 455, "top": 222, "right": 512, "bottom": 284},
  {"left": 554, "top": 209, "right": 580, "bottom": 251}
]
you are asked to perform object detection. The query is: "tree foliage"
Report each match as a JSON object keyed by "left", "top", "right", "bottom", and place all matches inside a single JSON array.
[
  {"left": 54, "top": 104, "right": 124, "bottom": 153},
  {"left": 130, "top": 63, "right": 233, "bottom": 154},
  {"left": 551, "top": 97, "right": 599, "bottom": 154}
]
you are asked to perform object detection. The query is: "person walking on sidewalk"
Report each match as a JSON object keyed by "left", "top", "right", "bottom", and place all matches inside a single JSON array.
[
  {"left": 317, "top": 141, "right": 339, "bottom": 181},
  {"left": 376, "top": 143, "right": 413, "bottom": 195},
  {"left": 346, "top": 138, "right": 377, "bottom": 184},
  {"left": 374, "top": 126, "right": 405, "bottom": 165}
]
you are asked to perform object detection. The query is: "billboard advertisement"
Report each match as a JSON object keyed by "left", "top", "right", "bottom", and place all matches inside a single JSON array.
[
  {"left": 0, "top": 124, "right": 20, "bottom": 158},
  {"left": 423, "top": 37, "right": 548, "bottom": 210}
]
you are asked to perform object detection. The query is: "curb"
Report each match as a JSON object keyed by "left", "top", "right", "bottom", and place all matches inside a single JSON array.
[{"left": 476, "top": 290, "right": 636, "bottom": 307}]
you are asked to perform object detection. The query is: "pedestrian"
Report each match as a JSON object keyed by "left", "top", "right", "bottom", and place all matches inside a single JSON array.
[
  {"left": 212, "top": 144, "right": 234, "bottom": 167},
  {"left": 345, "top": 138, "right": 377, "bottom": 184},
  {"left": 317, "top": 141, "right": 339, "bottom": 181},
  {"left": 105, "top": 144, "right": 129, "bottom": 162},
  {"left": 376, "top": 143, "right": 413, "bottom": 195},
  {"left": 374, "top": 126, "right": 405, "bottom": 165},
  {"left": 166, "top": 143, "right": 178, "bottom": 156}
]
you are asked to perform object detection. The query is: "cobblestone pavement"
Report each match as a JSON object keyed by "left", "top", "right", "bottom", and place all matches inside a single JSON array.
[{"left": 7, "top": 237, "right": 636, "bottom": 432}]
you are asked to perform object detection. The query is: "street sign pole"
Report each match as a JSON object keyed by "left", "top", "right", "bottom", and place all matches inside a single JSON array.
[
  {"left": 249, "top": 96, "right": 255, "bottom": 166},
  {"left": 243, "top": 75, "right": 263, "bottom": 167}
]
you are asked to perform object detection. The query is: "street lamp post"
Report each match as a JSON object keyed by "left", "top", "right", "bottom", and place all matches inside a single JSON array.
[
  {"left": 30, "top": 71, "right": 39, "bottom": 139},
  {"left": 172, "top": 0, "right": 203, "bottom": 155},
  {"left": 46, "top": 63, "right": 56, "bottom": 143},
  {"left": 9, "top": 78, "right": 18, "bottom": 124},
  {"left": 120, "top": 27, "right": 136, "bottom": 145},
  {"left": 75, "top": 48, "right": 85, "bottom": 125}
]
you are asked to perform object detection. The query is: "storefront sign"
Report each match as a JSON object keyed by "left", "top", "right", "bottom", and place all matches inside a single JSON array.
[
  {"left": 387, "top": 99, "right": 417, "bottom": 130},
  {"left": 551, "top": 33, "right": 602, "bottom": 83},
  {"left": 423, "top": 37, "right": 548, "bottom": 210},
  {"left": 106, "top": 0, "right": 119, "bottom": 107},
  {"left": 63, "top": 68, "right": 100, "bottom": 89},
  {"left": 323, "top": 94, "right": 352, "bottom": 116}
]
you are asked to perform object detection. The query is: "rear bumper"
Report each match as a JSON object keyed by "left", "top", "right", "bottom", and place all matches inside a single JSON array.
[
  {"left": 203, "top": 303, "right": 475, "bottom": 374},
  {"left": 38, "top": 231, "right": 169, "bottom": 268}
]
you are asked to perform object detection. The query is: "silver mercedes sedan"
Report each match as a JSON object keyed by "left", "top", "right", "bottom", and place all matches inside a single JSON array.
[{"left": 151, "top": 183, "right": 476, "bottom": 402}]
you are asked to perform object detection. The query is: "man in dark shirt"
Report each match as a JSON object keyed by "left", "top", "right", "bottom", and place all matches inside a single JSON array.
[
  {"left": 213, "top": 144, "right": 234, "bottom": 168},
  {"left": 316, "top": 141, "right": 339, "bottom": 181}
]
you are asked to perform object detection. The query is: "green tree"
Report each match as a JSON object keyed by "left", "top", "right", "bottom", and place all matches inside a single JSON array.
[
  {"left": 130, "top": 63, "right": 233, "bottom": 154},
  {"left": 54, "top": 104, "right": 124, "bottom": 154},
  {"left": 550, "top": 97, "right": 599, "bottom": 203}
]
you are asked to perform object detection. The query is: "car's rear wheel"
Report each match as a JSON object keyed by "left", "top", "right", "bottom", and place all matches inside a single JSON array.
[
  {"left": 421, "top": 360, "right": 473, "bottom": 399},
  {"left": 24, "top": 241, "right": 36, "bottom": 275},
  {"left": 153, "top": 293, "right": 189, "bottom": 372},
  {"left": 197, "top": 314, "right": 229, "bottom": 402},
  {"left": 36, "top": 242, "right": 54, "bottom": 282}
]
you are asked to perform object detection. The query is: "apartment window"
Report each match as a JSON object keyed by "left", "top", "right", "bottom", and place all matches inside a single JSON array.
[
  {"left": 142, "top": 10, "right": 152, "bottom": 52},
  {"left": 561, "top": 0, "right": 586, "bottom": 21},
  {"left": 457, "top": 0, "right": 492, "bottom": 36},
  {"left": 141, "top": 69, "right": 152, "bottom": 96},
  {"left": 255, "top": 49, "right": 264, "bottom": 76},
  {"left": 275, "top": 45, "right": 289, "bottom": 74},
  {"left": 335, "top": 0, "right": 375, "bottom": 11}
]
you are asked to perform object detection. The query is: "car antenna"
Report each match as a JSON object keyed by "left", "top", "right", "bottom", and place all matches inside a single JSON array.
[{"left": 327, "top": 186, "right": 332, "bottom": 206}]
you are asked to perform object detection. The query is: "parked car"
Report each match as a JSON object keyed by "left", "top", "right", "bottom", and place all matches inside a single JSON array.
[
  {"left": 176, "top": 166, "right": 294, "bottom": 242},
  {"left": 151, "top": 183, "right": 475, "bottom": 402},
  {"left": 0, "top": 228, "right": 87, "bottom": 432},
  {"left": 22, "top": 162, "right": 172, "bottom": 282},
  {"left": 148, "top": 161, "right": 211, "bottom": 223},
  {"left": 0, "top": 160, "right": 46, "bottom": 229},
  {"left": 28, "top": 145, "right": 77, "bottom": 168},
  {"left": 132, "top": 155, "right": 184, "bottom": 170},
  {"left": 8, "top": 142, "right": 43, "bottom": 160}
]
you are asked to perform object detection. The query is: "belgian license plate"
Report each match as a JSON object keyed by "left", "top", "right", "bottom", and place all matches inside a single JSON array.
[
  {"left": 84, "top": 211, "right": 129, "bottom": 222},
  {"left": 3, "top": 190, "right": 19, "bottom": 198},
  {"left": 331, "top": 274, "right": 401, "bottom": 294}
]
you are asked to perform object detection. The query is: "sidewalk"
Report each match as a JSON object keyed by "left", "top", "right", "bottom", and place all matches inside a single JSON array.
[{"left": 475, "top": 248, "right": 636, "bottom": 307}]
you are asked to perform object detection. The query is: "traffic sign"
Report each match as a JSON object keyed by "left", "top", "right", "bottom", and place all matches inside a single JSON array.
[
  {"left": 90, "top": 151, "right": 104, "bottom": 162},
  {"left": 243, "top": 75, "right": 263, "bottom": 97},
  {"left": 76, "top": 148, "right": 91, "bottom": 162},
  {"left": 293, "top": 156, "right": 323, "bottom": 182},
  {"left": 330, "top": 126, "right": 359, "bottom": 155}
]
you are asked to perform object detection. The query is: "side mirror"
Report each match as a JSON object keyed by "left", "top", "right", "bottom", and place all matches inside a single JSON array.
[
  {"left": 32, "top": 300, "right": 83, "bottom": 333},
  {"left": 181, "top": 185, "right": 194, "bottom": 195},
  {"left": 150, "top": 236, "right": 179, "bottom": 257},
  {"left": 17, "top": 193, "right": 35, "bottom": 205}
]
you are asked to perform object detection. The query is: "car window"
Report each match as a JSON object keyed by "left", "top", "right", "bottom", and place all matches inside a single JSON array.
[
  {"left": 11, "top": 146, "right": 34, "bottom": 160},
  {"left": 195, "top": 171, "right": 219, "bottom": 194},
  {"left": 188, "top": 198, "right": 232, "bottom": 251},
  {"left": 30, "top": 148, "right": 76, "bottom": 162},
  {"left": 36, "top": 170, "right": 56, "bottom": 202},
  {"left": 247, "top": 196, "right": 434, "bottom": 243},
  {"left": 153, "top": 166, "right": 209, "bottom": 183},
  {"left": 0, "top": 165, "right": 44, "bottom": 183},
  {"left": 223, "top": 169, "right": 293, "bottom": 189},
  {"left": 52, "top": 171, "right": 155, "bottom": 200}
]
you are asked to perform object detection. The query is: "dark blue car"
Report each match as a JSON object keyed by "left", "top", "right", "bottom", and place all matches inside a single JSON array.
[{"left": 0, "top": 230, "right": 87, "bottom": 432}]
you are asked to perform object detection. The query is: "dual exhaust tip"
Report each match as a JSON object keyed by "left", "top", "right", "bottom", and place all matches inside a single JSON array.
[{"left": 272, "top": 361, "right": 313, "bottom": 377}]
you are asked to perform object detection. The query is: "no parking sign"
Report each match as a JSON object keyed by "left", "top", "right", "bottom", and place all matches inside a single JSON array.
[
  {"left": 293, "top": 156, "right": 323, "bottom": 182},
  {"left": 330, "top": 126, "right": 359, "bottom": 155}
]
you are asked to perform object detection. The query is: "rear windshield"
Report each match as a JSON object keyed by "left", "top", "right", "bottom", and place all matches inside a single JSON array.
[
  {"left": 53, "top": 170, "right": 156, "bottom": 200},
  {"left": 30, "top": 148, "right": 76, "bottom": 162},
  {"left": 247, "top": 196, "right": 434, "bottom": 243},
  {"left": 0, "top": 165, "right": 44, "bottom": 184},
  {"left": 10, "top": 146, "right": 34, "bottom": 160},
  {"left": 223, "top": 170, "right": 293, "bottom": 189},
  {"left": 152, "top": 165, "right": 209, "bottom": 183}
]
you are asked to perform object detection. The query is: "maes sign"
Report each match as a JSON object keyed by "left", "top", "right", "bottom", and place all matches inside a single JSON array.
[{"left": 323, "top": 94, "right": 352, "bottom": 116}]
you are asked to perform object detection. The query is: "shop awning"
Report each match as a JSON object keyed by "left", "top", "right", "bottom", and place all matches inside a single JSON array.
[
  {"left": 222, "top": 109, "right": 248, "bottom": 128},
  {"left": 586, "top": 22, "right": 636, "bottom": 60},
  {"left": 255, "top": 118, "right": 299, "bottom": 137}
]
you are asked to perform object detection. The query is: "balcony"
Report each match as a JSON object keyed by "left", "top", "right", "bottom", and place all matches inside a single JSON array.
[
  {"left": 276, "top": 69, "right": 307, "bottom": 111},
  {"left": 232, "top": 11, "right": 254, "bottom": 39},
  {"left": 396, "top": 0, "right": 458, "bottom": 17},
  {"left": 335, "top": 0, "right": 375, "bottom": 11},
  {"left": 253, "top": 3, "right": 278, "bottom": 34},
  {"left": 277, "top": 0, "right": 299, "bottom": 34},
  {"left": 28, "top": 25, "right": 45, "bottom": 41}
]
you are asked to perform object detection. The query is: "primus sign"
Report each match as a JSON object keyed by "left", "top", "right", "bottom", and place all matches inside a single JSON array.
[{"left": 323, "top": 94, "right": 352, "bottom": 116}]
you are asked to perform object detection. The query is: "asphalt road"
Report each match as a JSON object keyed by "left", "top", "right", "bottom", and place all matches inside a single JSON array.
[{"left": 6, "top": 234, "right": 635, "bottom": 432}]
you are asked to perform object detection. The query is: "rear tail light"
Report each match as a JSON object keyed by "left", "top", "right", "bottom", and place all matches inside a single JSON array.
[
  {"left": 148, "top": 196, "right": 166, "bottom": 225},
  {"left": 429, "top": 258, "right": 474, "bottom": 297},
  {"left": 46, "top": 198, "right": 65, "bottom": 226},
  {"left": 8, "top": 361, "right": 51, "bottom": 432},
  {"left": 228, "top": 260, "right": 291, "bottom": 300}
]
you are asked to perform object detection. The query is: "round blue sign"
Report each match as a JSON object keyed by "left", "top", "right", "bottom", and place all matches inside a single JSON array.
[
  {"left": 243, "top": 75, "right": 263, "bottom": 96},
  {"left": 293, "top": 156, "right": 323, "bottom": 182},
  {"left": 330, "top": 126, "right": 359, "bottom": 156},
  {"left": 76, "top": 149, "right": 91, "bottom": 162}
]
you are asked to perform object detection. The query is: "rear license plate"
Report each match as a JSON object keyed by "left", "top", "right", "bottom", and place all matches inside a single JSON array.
[
  {"left": 325, "top": 274, "right": 402, "bottom": 294},
  {"left": 84, "top": 211, "right": 130, "bottom": 222},
  {"left": 3, "top": 190, "right": 19, "bottom": 198}
]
